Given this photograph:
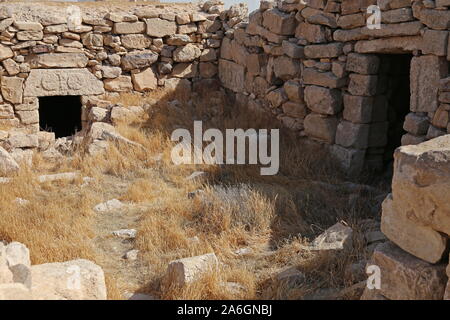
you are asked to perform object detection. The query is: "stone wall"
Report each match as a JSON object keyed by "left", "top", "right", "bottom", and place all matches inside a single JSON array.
[
  {"left": 361, "top": 135, "right": 450, "bottom": 300},
  {"left": 219, "top": 0, "right": 450, "bottom": 174},
  {"left": 0, "top": 1, "right": 247, "bottom": 169}
]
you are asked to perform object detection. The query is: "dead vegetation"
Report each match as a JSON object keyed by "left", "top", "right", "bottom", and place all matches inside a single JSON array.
[{"left": 0, "top": 86, "right": 389, "bottom": 300}]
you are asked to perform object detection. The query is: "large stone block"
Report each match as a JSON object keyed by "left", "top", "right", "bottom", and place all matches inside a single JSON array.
[
  {"left": 369, "top": 241, "right": 447, "bottom": 300},
  {"left": 361, "top": 21, "right": 422, "bottom": 38},
  {"left": 304, "top": 85, "right": 342, "bottom": 115},
  {"left": 146, "top": 18, "right": 177, "bottom": 37},
  {"left": 411, "top": 55, "right": 448, "bottom": 112},
  {"left": 273, "top": 55, "right": 300, "bottom": 80},
  {"left": 421, "top": 29, "right": 448, "bottom": 56},
  {"left": 27, "top": 53, "right": 88, "bottom": 68},
  {"left": 403, "top": 112, "right": 429, "bottom": 135},
  {"left": 304, "top": 43, "right": 343, "bottom": 58},
  {"left": 262, "top": 8, "right": 296, "bottom": 35},
  {"left": 346, "top": 53, "right": 380, "bottom": 75},
  {"left": 31, "top": 259, "right": 107, "bottom": 300},
  {"left": 295, "top": 22, "right": 331, "bottom": 43},
  {"left": 303, "top": 68, "right": 347, "bottom": 88},
  {"left": 121, "top": 50, "right": 158, "bottom": 71},
  {"left": 335, "top": 120, "right": 369, "bottom": 149},
  {"left": 113, "top": 21, "right": 145, "bottom": 34},
  {"left": 330, "top": 145, "right": 365, "bottom": 175},
  {"left": 391, "top": 135, "right": 450, "bottom": 238},
  {"left": 304, "top": 113, "right": 338, "bottom": 143},
  {"left": 348, "top": 74, "right": 378, "bottom": 96},
  {"left": 218, "top": 59, "right": 245, "bottom": 92},
  {"left": 165, "top": 253, "right": 219, "bottom": 287},
  {"left": 355, "top": 36, "right": 421, "bottom": 54},
  {"left": 132, "top": 67, "right": 157, "bottom": 92},
  {"left": 343, "top": 94, "right": 374, "bottom": 123},
  {"left": 1, "top": 77, "right": 23, "bottom": 104},
  {"left": 24, "top": 69, "right": 104, "bottom": 97},
  {"left": 420, "top": 9, "right": 450, "bottom": 30}
]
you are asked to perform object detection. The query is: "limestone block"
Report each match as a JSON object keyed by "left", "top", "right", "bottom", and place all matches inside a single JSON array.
[
  {"left": 24, "top": 69, "right": 104, "bottom": 97},
  {"left": 0, "top": 44, "right": 13, "bottom": 61},
  {"left": 370, "top": 241, "right": 447, "bottom": 299},
  {"left": 283, "top": 80, "right": 304, "bottom": 102},
  {"left": 121, "top": 34, "right": 151, "bottom": 50},
  {"left": 403, "top": 113, "right": 429, "bottom": 135},
  {"left": 172, "top": 63, "right": 198, "bottom": 78},
  {"left": 411, "top": 55, "right": 448, "bottom": 113},
  {"left": 173, "top": 44, "right": 202, "bottom": 62},
  {"left": 361, "top": 21, "right": 422, "bottom": 38},
  {"left": 165, "top": 253, "right": 219, "bottom": 287},
  {"left": 218, "top": 59, "right": 245, "bottom": 92},
  {"left": 17, "top": 31, "right": 43, "bottom": 41},
  {"left": 113, "top": 22, "right": 145, "bottom": 34},
  {"left": 0, "top": 146, "right": 19, "bottom": 175},
  {"left": 281, "top": 101, "right": 307, "bottom": 118},
  {"left": 355, "top": 36, "right": 421, "bottom": 53},
  {"left": 304, "top": 43, "right": 343, "bottom": 58},
  {"left": 381, "top": 8, "right": 414, "bottom": 23},
  {"left": 343, "top": 94, "right": 374, "bottom": 123},
  {"left": 304, "top": 85, "right": 342, "bottom": 115},
  {"left": 131, "top": 68, "right": 157, "bottom": 91},
  {"left": 304, "top": 113, "right": 338, "bottom": 143},
  {"left": 420, "top": 9, "right": 450, "bottom": 30},
  {"left": 346, "top": 53, "right": 380, "bottom": 75},
  {"left": 31, "top": 259, "right": 107, "bottom": 300},
  {"left": 295, "top": 22, "right": 331, "bottom": 43},
  {"left": 421, "top": 29, "right": 448, "bottom": 56},
  {"left": 330, "top": 145, "right": 366, "bottom": 175},
  {"left": 146, "top": 18, "right": 177, "bottom": 37},
  {"left": 273, "top": 55, "right": 300, "bottom": 80},
  {"left": 1, "top": 77, "right": 23, "bottom": 104},
  {"left": 104, "top": 76, "right": 133, "bottom": 92},
  {"left": 348, "top": 74, "right": 378, "bottom": 96},
  {"left": 121, "top": 50, "right": 158, "bottom": 71},
  {"left": 401, "top": 133, "right": 427, "bottom": 145},
  {"left": 28, "top": 53, "right": 88, "bottom": 69},
  {"left": 262, "top": 8, "right": 296, "bottom": 35},
  {"left": 303, "top": 68, "right": 347, "bottom": 89},
  {"left": 335, "top": 120, "right": 370, "bottom": 149}
]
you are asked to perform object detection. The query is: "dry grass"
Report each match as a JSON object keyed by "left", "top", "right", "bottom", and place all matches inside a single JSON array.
[{"left": 0, "top": 87, "right": 387, "bottom": 300}]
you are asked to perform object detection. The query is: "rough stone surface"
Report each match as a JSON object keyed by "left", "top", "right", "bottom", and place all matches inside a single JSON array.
[{"left": 165, "top": 253, "right": 219, "bottom": 287}]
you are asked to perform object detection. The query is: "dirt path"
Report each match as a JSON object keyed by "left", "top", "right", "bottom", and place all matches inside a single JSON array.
[{"left": 90, "top": 175, "right": 151, "bottom": 299}]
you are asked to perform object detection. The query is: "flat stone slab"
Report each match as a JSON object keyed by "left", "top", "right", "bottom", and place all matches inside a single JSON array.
[{"left": 24, "top": 68, "right": 104, "bottom": 97}]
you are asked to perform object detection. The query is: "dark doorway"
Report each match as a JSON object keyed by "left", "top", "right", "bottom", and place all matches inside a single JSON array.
[
  {"left": 39, "top": 96, "right": 82, "bottom": 138},
  {"left": 378, "top": 54, "right": 412, "bottom": 167}
]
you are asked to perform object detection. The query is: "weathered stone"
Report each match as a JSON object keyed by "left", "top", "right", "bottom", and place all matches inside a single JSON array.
[
  {"left": 0, "top": 44, "right": 13, "bottom": 61},
  {"left": 132, "top": 68, "right": 157, "bottom": 92},
  {"left": 165, "top": 253, "right": 219, "bottom": 287},
  {"left": 333, "top": 28, "right": 370, "bottom": 42},
  {"left": 282, "top": 101, "right": 307, "bottom": 118},
  {"left": 28, "top": 53, "right": 88, "bottom": 69},
  {"left": 273, "top": 55, "right": 300, "bottom": 80},
  {"left": 303, "top": 68, "right": 347, "bottom": 88},
  {"left": 369, "top": 241, "right": 447, "bottom": 299},
  {"left": 346, "top": 53, "right": 380, "bottom": 75},
  {"left": 1, "top": 77, "right": 23, "bottom": 104},
  {"left": 361, "top": 21, "right": 422, "bottom": 38},
  {"left": 304, "top": 43, "right": 343, "bottom": 58},
  {"left": 411, "top": 55, "right": 448, "bottom": 112},
  {"left": 304, "top": 85, "right": 342, "bottom": 115},
  {"left": 337, "top": 13, "right": 365, "bottom": 29},
  {"left": 218, "top": 59, "right": 244, "bottom": 92},
  {"left": 121, "top": 51, "right": 158, "bottom": 71},
  {"left": 432, "top": 105, "right": 449, "bottom": 129},
  {"left": 343, "top": 94, "right": 374, "bottom": 123},
  {"left": 283, "top": 80, "right": 304, "bottom": 102},
  {"left": 355, "top": 36, "right": 421, "bottom": 53},
  {"left": 100, "top": 66, "right": 121, "bottom": 79},
  {"left": 24, "top": 69, "right": 104, "bottom": 97},
  {"left": 199, "top": 62, "right": 217, "bottom": 78},
  {"left": 17, "top": 31, "right": 43, "bottom": 41},
  {"left": 336, "top": 121, "right": 370, "bottom": 149},
  {"left": 296, "top": 22, "right": 331, "bottom": 43},
  {"left": 146, "top": 18, "right": 177, "bottom": 37},
  {"left": 348, "top": 74, "right": 378, "bottom": 96},
  {"left": 0, "top": 146, "right": 19, "bottom": 175},
  {"left": 266, "top": 88, "right": 288, "bottom": 108},
  {"left": 2, "top": 58, "right": 19, "bottom": 75},
  {"left": 113, "top": 22, "right": 145, "bottom": 34},
  {"left": 31, "top": 259, "right": 107, "bottom": 300},
  {"left": 421, "top": 29, "right": 448, "bottom": 56},
  {"left": 104, "top": 76, "right": 133, "bottom": 92},
  {"left": 330, "top": 144, "right": 366, "bottom": 175},
  {"left": 401, "top": 133, "right": 427, "bottom": 146},
  {"left": 173, "top": 44, "right": 202, "bottom": 62},
  {"left": 309, "top": 222, "right": 353, "bottom": 251},
  {"left": 262, "top": 8, "right": 296, "bottom": 35},
  {"left": 420, "top": 9, "right": 450, "bottom": 30},
  {"left": 304, "top": 113, "right": 338, "bottom": 143},
  {"left": 282, "top": 40, "right": 304, "bottom": 58},
  {"left": 382, "top": 8, "right": 414, "bottom": 23},
  {"left": 0, "top": 283, "right": 32, "bottom": 300}
]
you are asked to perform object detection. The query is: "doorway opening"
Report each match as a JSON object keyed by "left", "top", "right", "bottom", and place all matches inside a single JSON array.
[{"left": 39, "top": 96, "right": 82, "bottom": 138}]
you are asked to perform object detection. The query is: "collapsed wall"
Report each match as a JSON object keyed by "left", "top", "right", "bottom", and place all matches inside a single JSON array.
[
  {"left": 0, "top": 1, "right": 247, "bottom": 171},
  {"left": 219, "top": 0, "right": 450, "bottom": 174}
]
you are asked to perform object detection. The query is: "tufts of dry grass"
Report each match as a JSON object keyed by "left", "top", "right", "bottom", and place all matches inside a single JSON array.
[{"left": 0, "top": 87, "right": 385, "bottom": 300}]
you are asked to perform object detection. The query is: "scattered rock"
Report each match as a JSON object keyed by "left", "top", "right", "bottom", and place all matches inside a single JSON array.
[
  {"left": 165, "top": 253, "right": 219, "bottom": 287},
  {"left": 307, "top": 222, "right": 353, "bottom": 252},
  {"left": 123, "top": 249, "right": 139, "bottom": 261},
  {"left": 112, "top": 229, "right": 137, "bottom": 239},
  {"left": 94, "top": 199, "right": 125, "bottom": 213}
]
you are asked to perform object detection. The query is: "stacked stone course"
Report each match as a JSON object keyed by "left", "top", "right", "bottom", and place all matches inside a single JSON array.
[
  {"left": 219, "top": 0, "right": 450, "bottom": 174},
  {"left": 0, "top": 1, "right": 247, "bottom": 166}
]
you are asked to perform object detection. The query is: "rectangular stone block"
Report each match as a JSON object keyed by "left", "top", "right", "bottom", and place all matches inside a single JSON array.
[
  {"left": 403, "top": 112, "right": 429, "bottom": 135},
  {"left": 411, "top": 55, "right": 448, "bottom": 112},
  {"left": 27, "top": 53, "right": 88, "bottom": 68},
  {"left": 218, "top": 59, "right": 245, "bottom": 93},
  {"left": 335, "top": 120, "right": 369, "bottom": 149},
  {"left": 304, "top": 113, "right": 338, "bottom": 143},
  {"left": 343, "top": 94, "right": 373, "bottom": 123},
  {"left": 348, "top": 74, "right": 378, "bottom": 96},
  {"left": 330, "top": 144, "right": 366, "bottom": 175},
  {"left": 369, "top": 240, "right": 447, "bottom": 300},
  {"left": 304, "top": 85, "right": 342, "bottom": 115},
  {"left": 24, "top": 69, "right": 105, "bottom": 97},
  {"left": 262, "top": 8, "right": 296, "bottom": 35},
  {"left": 346, "top": 53, "right": 380, "bottom": 75},
  {"left": 303, "top": 68, "right": 347, "bottom": 89}
]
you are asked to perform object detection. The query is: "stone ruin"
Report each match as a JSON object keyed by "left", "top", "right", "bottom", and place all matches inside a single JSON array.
[{"left": 0, "top": 0, "right": 450, "bottom": 300}]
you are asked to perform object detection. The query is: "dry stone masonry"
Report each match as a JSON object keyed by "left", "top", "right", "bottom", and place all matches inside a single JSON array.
[
  {"left": 0, "top": 1, "right": 247, "bottom": 173},
  {"left": 219, "top": 0, "right": 450, "bottom": 174}
]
